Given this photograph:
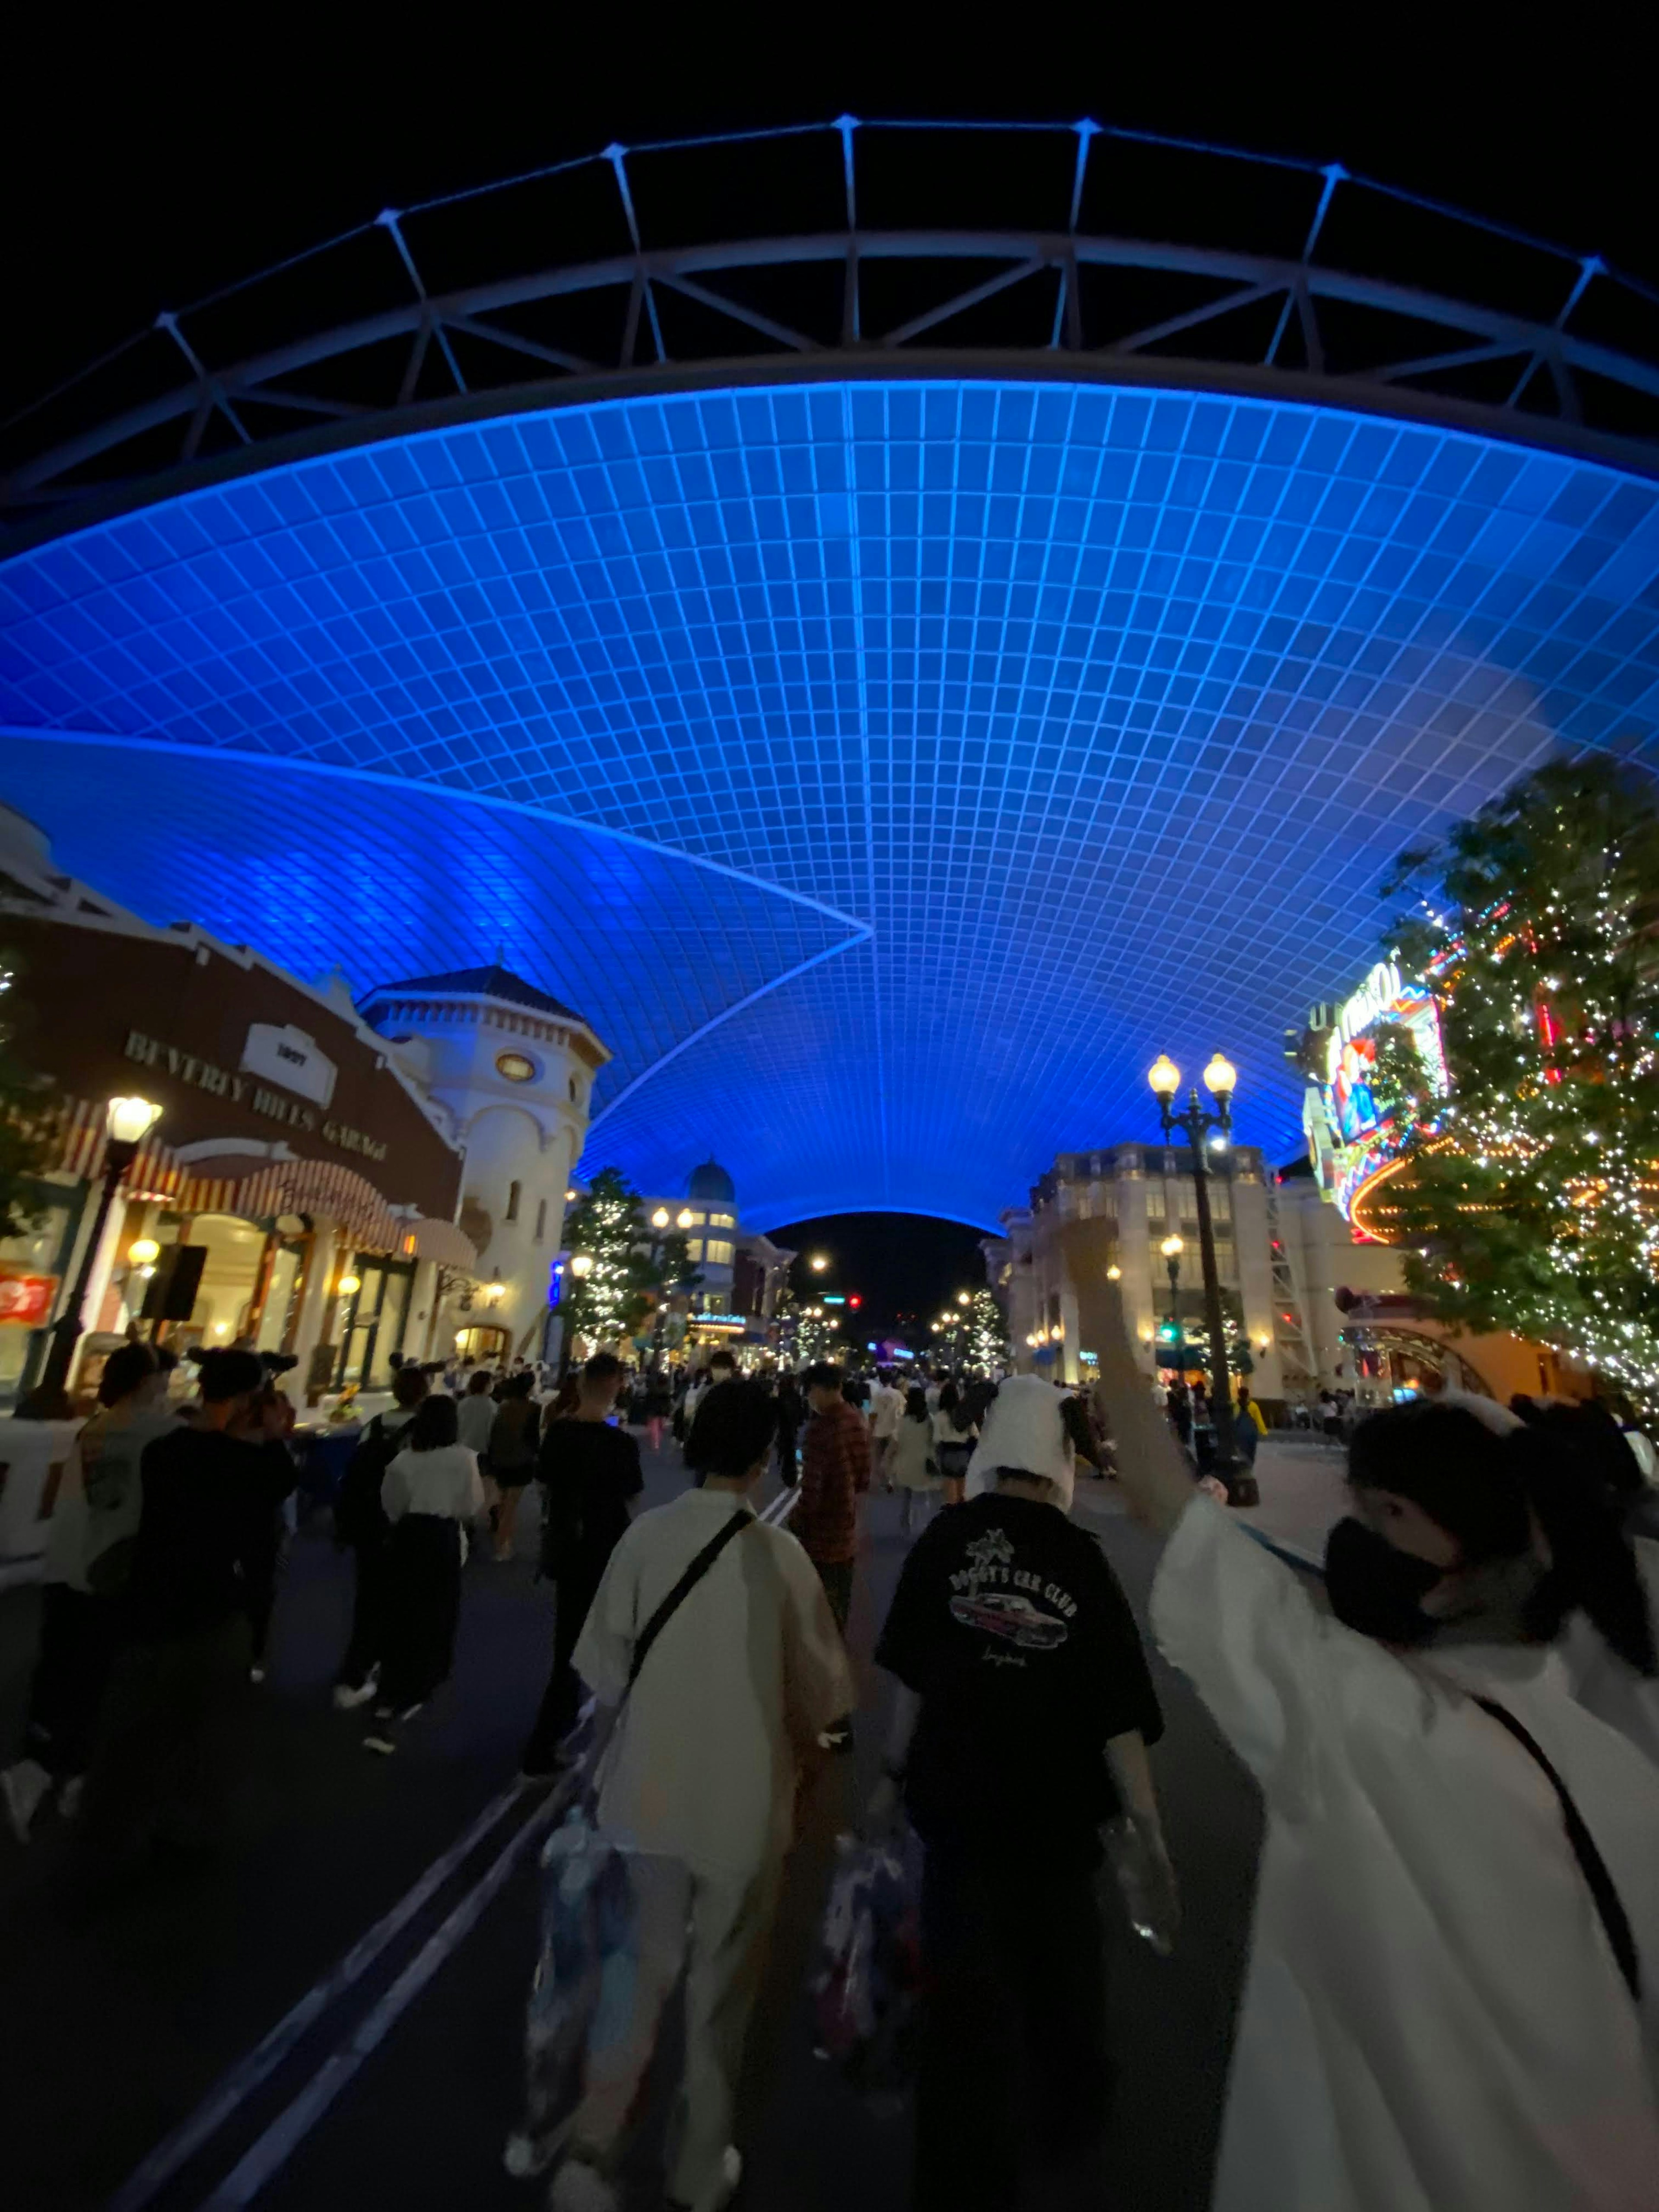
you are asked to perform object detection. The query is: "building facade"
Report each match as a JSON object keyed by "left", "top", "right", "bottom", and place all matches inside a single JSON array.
[
  {"left": 0, "top": 809, "right": 473, "bottom": 1408},
  {"left": 632, "top": 1158, "right": 794, "bottom": 1358},
  {"left": 361, "top": 966, "right": 607, "bottom": 1370}
]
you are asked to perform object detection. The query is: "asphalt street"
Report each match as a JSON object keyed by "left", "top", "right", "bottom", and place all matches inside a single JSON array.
[{"left": 0, "top": 1443, "right": 1265, "bottom": 2212}]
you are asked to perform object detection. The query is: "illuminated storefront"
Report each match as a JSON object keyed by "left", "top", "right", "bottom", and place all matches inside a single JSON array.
[{"left": 1300, "top": 959, "right": 1449, "bottom": 1232}]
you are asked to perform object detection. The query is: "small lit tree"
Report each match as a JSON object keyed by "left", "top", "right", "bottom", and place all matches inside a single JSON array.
[
  {"left": 561, "top": 1168, "right": 687, "bottom": 1350},
  {"left": 0, "top": 950, "right": 51, "bottom": 1238},
  {"left": 964, "top": 1286, "right": 1010, "bottom": 1373}
]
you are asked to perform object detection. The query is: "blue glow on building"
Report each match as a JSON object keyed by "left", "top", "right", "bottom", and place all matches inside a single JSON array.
[{"left": 3, "top": 380, "right": 1659, "bottom": 1229}]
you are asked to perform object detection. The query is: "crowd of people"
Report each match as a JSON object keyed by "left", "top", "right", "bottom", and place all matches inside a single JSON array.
[{"left": 6, "top": 1323, "right": 1659, "bottom": 2211}]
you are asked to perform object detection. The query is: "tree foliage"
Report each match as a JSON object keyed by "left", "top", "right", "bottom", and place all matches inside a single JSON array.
[
  {"left": 560, "top": 1167, "right": 698, "bottom": 1349},
  {"left": 964, "top": 1285, "right": 1010, "bottom": 1373},
  {"left": 0, "top": 950, "right": 53, "bottom": 1240},
  {"left": 1377, "top": 756, "right": 1659, "bottom": 1414}
]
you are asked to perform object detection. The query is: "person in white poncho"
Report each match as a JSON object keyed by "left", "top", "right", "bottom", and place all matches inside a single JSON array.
[{"left": 1095, "top": 1294, "right": 1659, "bottom": 2212}]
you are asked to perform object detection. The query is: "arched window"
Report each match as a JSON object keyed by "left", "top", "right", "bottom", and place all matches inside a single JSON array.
[
  {"left": 568, "top": 1075, "right": 579, "bottom": 1103},
  {"left": 506, "top": 1179, "right": 521, "bottom": 1223},
  {"left": 534, "top": 1197, "right": 547, "bottom": 1243}
]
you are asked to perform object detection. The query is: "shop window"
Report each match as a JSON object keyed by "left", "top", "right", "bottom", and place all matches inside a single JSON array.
[
  {"left": 534, "top": 1197, "right": 547, "bottom": 1243},
  {"left": 703, "top": 1239, "right": 734, "bottom": 1267},
  {"left": 689, "top": 1239, "right": 704, "bottom": 1262},
  {"left": 708, "top": 1212, "right": 735, "bottom": 1228},
  {"left": 506, "top": 1179, "right": 521, "bottom": 1223}
]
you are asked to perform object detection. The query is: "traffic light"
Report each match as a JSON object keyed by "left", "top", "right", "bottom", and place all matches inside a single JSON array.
[
  {"left": 1157, "top": 1321, "right": 1182, "bottom": 1344},
  {"left": 849, "top": 1294, "right": 862, "bottom": 1309}
]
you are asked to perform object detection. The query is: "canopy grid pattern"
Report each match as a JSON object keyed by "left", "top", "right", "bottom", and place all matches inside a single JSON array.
[{"left": 5, "top": 378, "right": 1659, "bottom": 1227}]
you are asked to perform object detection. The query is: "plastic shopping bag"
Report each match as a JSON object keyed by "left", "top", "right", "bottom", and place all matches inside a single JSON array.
[
  {"left": 810, "top": 1832, "right": 923, "bottom": 2113},
  {"left": 506, "top": 1807, "right": 637, "bottom": 2178}
]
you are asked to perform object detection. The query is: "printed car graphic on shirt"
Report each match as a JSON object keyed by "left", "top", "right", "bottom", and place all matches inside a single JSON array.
[{"left": 948, "top": 1589, "right": 1070, "bottom": 1650}]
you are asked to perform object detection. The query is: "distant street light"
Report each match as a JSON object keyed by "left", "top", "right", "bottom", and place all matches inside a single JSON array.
[
  {"left": 809, "top": 1253, "right": 830, "bottom": 1273},
  {"left": 956, "top": 1290, "right": 970, "bottom": 1306},
  {"left": 651, "top": 1206, "right": 671, "bottom": 1229},
  {"left": 1150, "top": 1047, "right": 1249, "bottom": 1500}
]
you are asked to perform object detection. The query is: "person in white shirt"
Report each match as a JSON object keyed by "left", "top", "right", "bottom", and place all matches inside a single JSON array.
[
  {"left": 868, "top": 1367, "right": 904, "bottom": 1491},
  {"left": 456, "top": 1368, "right": 498, "bottom": 1457},
  {"left": 550, "top": 1381, "right": 853, "bottom": 2212},
  {"left": 1096, "top": 1288, "right": 1659, "bottom": 2212},
  {"left": 366, "top": 1396, "right": 484, "bottom": 1754}
]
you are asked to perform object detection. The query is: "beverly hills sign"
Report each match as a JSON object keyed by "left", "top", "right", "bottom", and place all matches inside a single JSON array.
[{"left": 123, "top": 1028, "right": 389, "bottom": 1164}]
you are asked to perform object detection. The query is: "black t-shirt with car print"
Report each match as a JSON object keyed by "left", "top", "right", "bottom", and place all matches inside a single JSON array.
[{"left": 876, "top": 1492, "right": 1164, "bottom": 1867}]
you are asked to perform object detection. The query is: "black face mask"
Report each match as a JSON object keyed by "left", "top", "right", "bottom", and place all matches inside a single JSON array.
[{"left": 1323, "top": 1516, "right": 1445, "bottom": 1646}]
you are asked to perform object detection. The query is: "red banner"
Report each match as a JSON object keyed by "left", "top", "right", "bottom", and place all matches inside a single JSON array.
[{"left": 0, "top": 1272, "right": 57, "bottom": 1327}]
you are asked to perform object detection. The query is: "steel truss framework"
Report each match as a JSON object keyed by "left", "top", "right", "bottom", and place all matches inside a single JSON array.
[{"left": 7, "top": 118, "right": 1659, "bottom": 546}]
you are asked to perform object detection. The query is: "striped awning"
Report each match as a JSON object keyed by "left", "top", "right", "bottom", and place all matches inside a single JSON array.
[
  {"left": 41, "top": 1097, "right": 405, "bottom": 1253},
  {"left": 48, "top": 1096, "right": 182, "bottom": 1202},
  {"left": 404, "top": 1216, "right": 478, "bottom": 1270},
  {"left": 178, "top": 1157, "right": 405, "bottom": 1254}
]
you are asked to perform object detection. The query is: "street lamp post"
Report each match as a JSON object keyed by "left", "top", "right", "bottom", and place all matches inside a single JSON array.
[
  {"left": 559, "top": 1249, "right": 594, "bottom": 1381},
  {"left": 1160, "top": 1232, "right": 1184, "bottom": 1332},
  {"left": 19, "top": 1094, "right": 162, "bottom": 1418},
  {"left": 1148, "top": 1052, "right": 1253, "bottom": 1503}
]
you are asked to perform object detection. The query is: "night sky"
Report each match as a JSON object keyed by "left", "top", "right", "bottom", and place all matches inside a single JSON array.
[
  {"left": 3, "top": 25, "right": 1650, "bottom": 426},
  {"left": 769, "top": 1213, "right": 990, "bottom": 1346}
]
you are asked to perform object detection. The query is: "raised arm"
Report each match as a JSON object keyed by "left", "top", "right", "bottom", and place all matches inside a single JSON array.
[{"left": 1092, "top": 1281, "right": 1202, "bottom": 1538}]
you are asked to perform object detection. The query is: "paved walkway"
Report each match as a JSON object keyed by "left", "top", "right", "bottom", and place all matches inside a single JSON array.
[{"left": 0, "top": 1443, "right": 1271, "bottom": 2212}]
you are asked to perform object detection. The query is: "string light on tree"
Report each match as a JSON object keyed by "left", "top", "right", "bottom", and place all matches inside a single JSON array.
[{"left": 1377, "top": 758, "right": 1659, "bottom": 1418}]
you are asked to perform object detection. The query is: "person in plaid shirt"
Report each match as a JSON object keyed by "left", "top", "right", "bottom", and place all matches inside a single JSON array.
[{"left": 795, "top": 1362, "right": 871, "bottom": 1634}]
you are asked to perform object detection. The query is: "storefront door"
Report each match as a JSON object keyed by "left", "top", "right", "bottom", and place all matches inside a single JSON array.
[{"left": 336, "top": 1258, "right": 414, "bottom": 1389}]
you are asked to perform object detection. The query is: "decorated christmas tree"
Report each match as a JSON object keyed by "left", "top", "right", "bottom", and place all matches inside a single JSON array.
[
  {"left": 1377, "top": 756, "right": 1659, "bottom": 1416},
  {"left": 964, "top": 1285, "right": 1010, "bottom": 1373},
  {"left": 561, "top": 1168, "right": 695, "bottom": 1352}
]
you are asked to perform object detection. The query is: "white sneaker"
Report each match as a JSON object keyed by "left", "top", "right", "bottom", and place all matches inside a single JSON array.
[
  {"left": 249, "top": 1665, "right": 267, "bottom": 1684},
  {"left": 2, "top": 1759, "right": 52, "bottom": 1843},
  {"left": 333, "top": 1680, "right": 377, "bottom": 1711},
  {"left": 690, "top": 2147, "right": 744, "bottom": 2212},
  {"left": 548, "top": 2155, "right": 619, "bottom": 2212}
]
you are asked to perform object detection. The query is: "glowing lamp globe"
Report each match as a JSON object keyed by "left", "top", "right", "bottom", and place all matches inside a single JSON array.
[
  {"left": 1147, "top": 1054, "right": 1181, "bottom": 1100},
  {"left": 106, "top": 1095, "right": 162, "bottom": 1145},
  {"left": 1160, "top": 1234, "right": 1184, "bottom": 1261},
  {"left": 128, "top": 1237, "right": 161, "bottom": 1266},
  {"left": 1203, "top": 1052, "right": 1238, "bottom": 1098}
]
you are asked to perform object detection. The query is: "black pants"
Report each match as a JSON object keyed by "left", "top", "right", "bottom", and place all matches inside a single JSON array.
[
  {"left": 378, "top": 1517, "right": 462, "bottom": 1713},
  {"left": 521, "top": 1557, "right": 604, "bottom": 1770},
  {"left": 338, "top": 1534, "right": 391, "bottom": 1689},
  {"left": 913, "top": 1851, "right": 1109, "bottom": 2212},
  {"left": 19, "top": 1584, "right": 121, "bottom": 1780},
  {"left": 72, "top": 1615, "right": 253, "bottom": 1875},
  {"left": 814, "top": 1557, "right": 854, "bottom": 1635},
  {"left": 243, "top": 1516, "right": 286, "bottom": 1666}
]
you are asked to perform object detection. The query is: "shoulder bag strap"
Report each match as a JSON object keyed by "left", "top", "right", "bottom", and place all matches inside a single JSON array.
[
  {"left": 626, "top": 1509, "right": 755, "bottom": 1691},
  {"left": 1474, "top": 1693, "right": 1641, "bottom": 2004}
]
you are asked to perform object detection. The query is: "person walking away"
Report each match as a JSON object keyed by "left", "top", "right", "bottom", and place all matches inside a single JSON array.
[
  {"left": 489, "top": 1370, "right": 539, "bottom": 1561},
  {"left": 67, "top": 1350, "right": 291, "bottom": 1893},
  {"left": 1093, "top": 1284, "right": 1659, "bottom": 2212},
  {"left": 549, "top": 1381, "right": 853, "bottom": 2212},
  {"left": 683, "top": 1350, "right": 739, "bottom": 1487},
  {"left": 333, "top": 1365, "right": 429, "bottom": 1707},
  {"left": 520, "top": 1353, "right": 644, "bottom": 1777},
  {"left": 868, "top": 1373, "right": 1169, "bottom": 2210},
  {"left": 795, "top": 1363, "right": 871, "bottom": 1635},
  {"left": 365, "top": 1394, "right": 484, "bottom": 1754},
  {"left": 868, "top": 1367, "right": 903, "bottom": 1492},
  {"left": 931, "top": 1380, "right": 975, "bottom": 1506},
  {"left": 643, "top": 1366, "right": 673, "bottom": 1453},
  {"left": 677, "top": 1366, "right": 711, "bottom": 1446},
  {"left": 774, "top": 1371, "right": 804, "bottom": 1486},
  {"left": 2, "top": 1344, "right": 177, "bottom": 1842},
  {"left": 235, "top": 1382, "right": 299, "bottom": 1682},
  {"left": 889, "top": 1383, "right": 939, "bottom": 1537},
  {"left": 458, "top": 1365, "right": 498, "bottom": 1464}
]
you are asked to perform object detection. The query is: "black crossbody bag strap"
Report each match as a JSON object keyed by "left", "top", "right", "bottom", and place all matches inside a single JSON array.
[
  {"left": 626, "top": 1510, "right": 755, "bottom": 1691},
  {"left": 1474, "top": 1694, "right": 1641, "bottom": 2004}
]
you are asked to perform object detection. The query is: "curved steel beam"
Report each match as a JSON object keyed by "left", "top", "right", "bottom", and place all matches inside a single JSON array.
[{"left": 8, "top": 225, "right": 1659, "bottom": 531}]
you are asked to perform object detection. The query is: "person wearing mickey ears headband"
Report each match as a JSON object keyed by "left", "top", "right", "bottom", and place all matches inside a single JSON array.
[{"left": 1093, "top": 1279, "right": 1659, "bottom": 2212}]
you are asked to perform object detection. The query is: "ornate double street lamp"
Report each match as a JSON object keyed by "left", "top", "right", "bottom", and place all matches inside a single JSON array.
[
  {"left": 1160, "top": 1233, "right": 1184, "bottom": 1333},
  {"left": 20, "top": 1093, "right": 162, "bottom": 1417},
  {"left": 1147, "top": 1052, "right": 1256, "bottom": 1506}
]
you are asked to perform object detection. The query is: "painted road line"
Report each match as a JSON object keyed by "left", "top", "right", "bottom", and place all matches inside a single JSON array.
[
  {"left": 105, "top": 1779, "right": 528, "bottom": 2212},
  {"left": 197, "top": 1775, "right": 579, "bottom": 2209},
  {"left": 194, "top": 1495, "right": 793, "bottom": 2208}
]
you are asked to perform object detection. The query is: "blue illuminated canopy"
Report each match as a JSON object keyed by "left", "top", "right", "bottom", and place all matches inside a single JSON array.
[{"left": 3, "top": 129, "right": 1659, "bottom": 1229}]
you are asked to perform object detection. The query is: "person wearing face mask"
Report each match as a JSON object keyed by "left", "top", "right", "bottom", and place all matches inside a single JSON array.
[
  {"left": 1094, "top": 1289, "right": 1659, "bottom": 2212},
  {"left": 867, "top": 1374, "right": 1170, "bottom": 2212}
]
